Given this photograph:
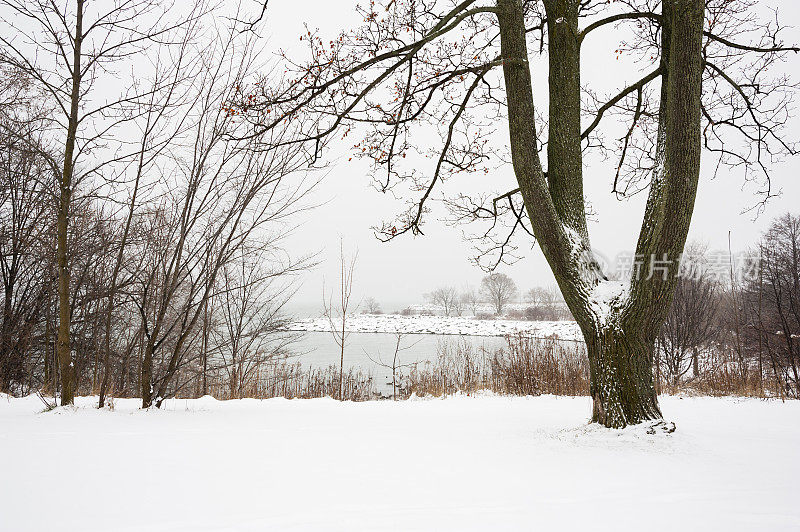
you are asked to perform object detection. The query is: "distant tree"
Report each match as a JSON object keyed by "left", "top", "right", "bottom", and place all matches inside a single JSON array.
[
  {"left": 657, "top": 245, "right": 719, "bottom": 384},
  {"left": 452, "top": 293, "right": 464, "bottom": 317},
  {"left": 462, "top": 288, "right": 481, "bottom": 316},
  {"left": 525, "top": 286, "right": 566, "bottom": 320},
  {"left": 525, "top": 287, "right": 547, "bottom": 306},
  {"left": 363, "top": 297, "right": 382, "bottom": 314},
  {"left": 426, "top": 286, "right": 460, "bottom": 317},
  {"left": 481, "top": 273, "right": 517, "bottom": 315}
]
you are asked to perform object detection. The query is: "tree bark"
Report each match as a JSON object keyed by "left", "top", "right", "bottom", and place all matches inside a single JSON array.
[
  {"left": 543, "top": 0, "right": 587, "bottom": 240},
  {"left": 587, "top": 328, "right": 662, "bottom": 427}
]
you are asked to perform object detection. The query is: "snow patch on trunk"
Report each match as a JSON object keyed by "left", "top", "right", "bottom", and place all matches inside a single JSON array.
[
  {"left": 563, "top": 226, "right": 605, "bottom": 287},
  {"left": 588, "top": 280, "right": 628, "bottom": 325}
]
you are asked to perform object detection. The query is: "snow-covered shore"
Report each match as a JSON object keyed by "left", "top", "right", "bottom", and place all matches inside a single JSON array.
[
  {"left": 287, "top": 314, "right": 583, "bottom": 340},
  {"left": 2, "top": 394, "right": 798, "bottom": 531}
]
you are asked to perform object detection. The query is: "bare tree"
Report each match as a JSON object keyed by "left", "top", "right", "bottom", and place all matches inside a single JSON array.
[
  {"left": 451, "top": 293, "right": 464, "bottom": 317},
  {"left": 212, "top": 252, "right": 304, "bottom": 399},
  {"left": 426, "top": 286, "right": 460, "bottom": 317},
  {"left": 525, "top": 285, "right": 568, "bottom": 320},
  {"left": 462, "top": 287, "right": 481, "bottom": 316},
  {"left": 657, "top": 245, "right": 719, "bottom": 384},
  {"left": 98, "top": 19, "right": 205, "bottom": 408},
  {"left": 0, "top": 85, "right": 54, "bottom": 392},
  {"left": 481, "top": 273, "right": 517, "bottom": 315},
  {"left": 363, "top": 297, "right": 382, "bottom": 314},
  {"left": 129, "top": 24, "right": 314, "bottom": 408},
  {"left": 525, "top": 287, "right": 546, "bottom": 307},
  {"left": 365, "top": 333, "right": 419, "bottom": 400},
  {"left": 323, "top": 239, "right": 358, "bottom": 400},
  {"left": 743, "top": 214, "right": 800, "bottom": 397},
  {"left": 238, "top": 0, "right": 797, "bottom": 426}
]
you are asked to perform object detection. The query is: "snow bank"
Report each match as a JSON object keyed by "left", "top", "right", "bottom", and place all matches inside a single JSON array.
[
  {"left": 287, "top": 314, "right": 582, "bottom": 340},
  {"left": 1, "top": 395, "right": 798, "bottom": 530}
]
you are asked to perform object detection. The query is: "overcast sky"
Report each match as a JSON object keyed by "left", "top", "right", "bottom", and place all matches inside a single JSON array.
[{"left": 257, "top": 0, "right": 800, "bottom": 313}]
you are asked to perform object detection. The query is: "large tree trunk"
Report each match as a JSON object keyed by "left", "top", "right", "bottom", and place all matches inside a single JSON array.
[{"left": 586, "top": 327, "right": 662, "bottom": 427}]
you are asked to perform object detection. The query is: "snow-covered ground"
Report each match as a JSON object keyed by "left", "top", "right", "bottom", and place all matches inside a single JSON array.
[
  {"left": 287, "top": 314, "right": 582, "bottom": 340},
  {"left": 1, "top": 394, "right": 798, "bottom": 531}
]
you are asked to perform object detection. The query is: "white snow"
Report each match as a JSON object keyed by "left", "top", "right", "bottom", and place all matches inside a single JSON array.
[
  {"left": 287, "top": 314, "right": 582, "bottom": 340},
  {"left": 1, "top": 394, "right": 799, "bottom": 531},
  {"left": 589, "top": 279, "right": 628, "bottom": 323}
]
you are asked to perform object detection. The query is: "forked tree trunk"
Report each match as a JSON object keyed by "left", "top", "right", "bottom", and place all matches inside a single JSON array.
[
  {"left": 497, "top": 0, "right": 704, "bottom": 427},
  {"left": 586, "top": 327, "right": 661, "bottom": 428}
]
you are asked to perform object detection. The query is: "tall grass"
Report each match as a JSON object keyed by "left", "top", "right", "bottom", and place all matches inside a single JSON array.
[
  {"left": 205, "top": 362, "right": 377, "bottom": 401},
  {"left": 184, "top": 334, "right": 775, "bottom": 402},
  {"left": 401, "top": 334, "right": 589, "bottom": 398},
  {"left": 658, "top": 347, "right": 778, "bottom": 398},
  {"left": 490, "top": 335, "right": 589, "bottom": 396}
]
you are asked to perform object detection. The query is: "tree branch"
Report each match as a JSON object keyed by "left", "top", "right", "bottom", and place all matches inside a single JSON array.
[
  {"left": 581, "top": 67, "right": 662, "bottom": 140},
  {"left": 579, "top": 11, "right": 659, "bottom": 42}
]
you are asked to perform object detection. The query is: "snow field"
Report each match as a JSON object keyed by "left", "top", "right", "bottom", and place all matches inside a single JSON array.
[{"left": 0, "top": 394, "right": 798, "bottom": 531}]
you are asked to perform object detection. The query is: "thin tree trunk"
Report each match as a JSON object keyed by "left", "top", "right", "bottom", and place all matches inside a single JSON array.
[
  {"left": 43, "top": 309, "right": 51, "bottom": 393},
  {"left": 57, "top": 0, "right": 84, "bottom": 406},
  {"left": 201, "top": 299, "right": 209, "bottom": 396},
  {"left": 339, "top": 319, "right": 345, "bottom": 401},
  {"left": 728, "top": 232, "right": 747, "bottom": 387},
  {"left": 757, "top": 247, "right": 764, "bottom": 394},
  {"left": 91, "top": 298, "right": 100, "bottom": 392},
  {"left": 141, "top": 342, "right": 153, "bottom": 408}
]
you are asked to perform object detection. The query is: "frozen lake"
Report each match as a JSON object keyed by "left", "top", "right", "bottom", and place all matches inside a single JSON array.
[
  {"left": 283, "top": 316, "right": 583, "bottom": 394},
  {"left": 293, "top": 331, "right": 507, "bottom": 386}
]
